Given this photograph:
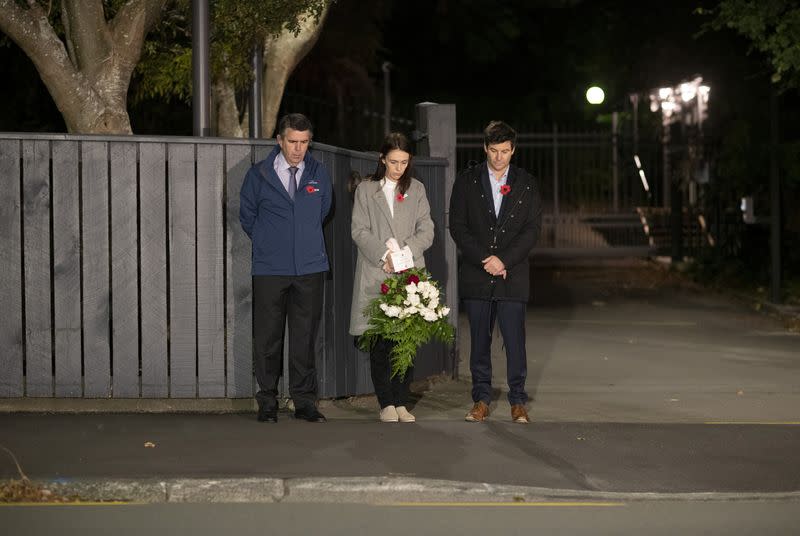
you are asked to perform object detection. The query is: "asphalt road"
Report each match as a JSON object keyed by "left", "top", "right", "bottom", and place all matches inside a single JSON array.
[
  {"left": 2, "top": 501, "right": 798, "bottom": 536},
  {"left": 2, "top": 414, "right": 799, "bottom": 493}
]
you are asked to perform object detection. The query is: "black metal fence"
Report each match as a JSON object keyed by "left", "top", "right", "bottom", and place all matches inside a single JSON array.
[
  {"left": 458, "top": 127, "right": 661, "bottom": 257},
  {"left": 0, "top": 133, "right": 450, "bottom": 399}
]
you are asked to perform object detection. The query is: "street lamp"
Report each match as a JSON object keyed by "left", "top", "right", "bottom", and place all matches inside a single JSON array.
[
  {"left": 649, "top": 76, "right": 710, "bottom": 130},
  {"left": 586, "top": 86, "right": 605, "bottom": 105},
  {"left": 649, "top": 75, "right": 711, "bottom": 262},
  {"left": 586, "top": 86, "right": 620, "bottom": 210}
]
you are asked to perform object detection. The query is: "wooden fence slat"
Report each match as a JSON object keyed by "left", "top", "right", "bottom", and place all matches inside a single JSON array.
[
  {"left": 23, "top": 140, "right": 53, "bottom": 397},
  {"left": 0, "top": 139, "right": 24, "bottom": 397},
  {"left": 197, "top": 144, "right": 225, "bottom": 397},
  {"left": 82, "top": 141, "right": 111, "bottom": 397},
  {"left": 225, "top": 144, "right": 253, "bottom": 398},
  {"left": 319, "top": 149, "right": 341, "bottom": 398},
  {"left": 139, "top": 143, "right": 168, "bottom": 397},
  {"left": 110, "top": 142, "right": 140, "bottom": 397},
  {"left": 349, "top": 155, "right": 377, "bottom": 395},
  {"left": 169, "top": 143, "right": 197, "bottom": 398},
  {"left": 52, "top": 141, "right": 82, "bottom": 397}
]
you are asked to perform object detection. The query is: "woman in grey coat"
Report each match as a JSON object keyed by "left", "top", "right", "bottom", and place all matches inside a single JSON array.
[{"left": 349, "top": 133, "right": 435, "bottom": 423}]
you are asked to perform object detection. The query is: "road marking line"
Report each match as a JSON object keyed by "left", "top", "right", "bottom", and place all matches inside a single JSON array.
[
  {"left": 535, "top": 319, "right": 697, "bottom": 327},
  {"left": 705, "top": 421, "right": 800, "bottom": 425},
  {"left": 390, "top": 501, "right": 624, "bottom": 507},
  {"left": 0, "top": 501, "right": 133, "bottom": 507}
]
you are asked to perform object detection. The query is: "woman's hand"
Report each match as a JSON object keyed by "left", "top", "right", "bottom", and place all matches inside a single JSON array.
[{"left": 383, "top": 255, "right": 395, "bottom": 273}]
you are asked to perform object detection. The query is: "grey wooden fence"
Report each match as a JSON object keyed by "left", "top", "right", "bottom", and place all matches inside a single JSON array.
[{"left": 0, "top": 133, "right": 450, "bottom": 399}]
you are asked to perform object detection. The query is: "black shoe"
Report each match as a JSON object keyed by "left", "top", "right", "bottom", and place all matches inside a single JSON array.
[
  {"left": 257, "top": 408, "right": 278, "bottom": 423},
  {"left": 294, "top": 406, "right": 326, "bottom": 423}
]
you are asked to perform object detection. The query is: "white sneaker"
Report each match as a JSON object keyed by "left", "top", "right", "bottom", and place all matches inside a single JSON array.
[
  {"left": 379, "top": 405, "right": 399, "bottom": 422},
  {"left": 396, "top": 406, "right": 416, "bottom": 423}
]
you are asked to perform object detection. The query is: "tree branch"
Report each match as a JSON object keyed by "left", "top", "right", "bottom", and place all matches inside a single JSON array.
[
  {"left": 110, "top": 0, "right": 167, "bottom": 77},
  {"left": 61, "top": 0, "right": 112, "bottom": 76},
  {"left": 0, "top": 0, "right": 108, "bottom": 132}
]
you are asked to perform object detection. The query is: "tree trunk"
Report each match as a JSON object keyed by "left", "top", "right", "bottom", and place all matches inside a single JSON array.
[
  {"left": 259, "top": 3, "right": 331, "bottom": 137},
  {"left": 210, "top": 4, "right": 330, "bottom": 139},
  {"left": 0, "top": 0, "right": 165, "bottom": 134},
  {"left": 213, "top": 74, "right": 245, "bottom": 138}
]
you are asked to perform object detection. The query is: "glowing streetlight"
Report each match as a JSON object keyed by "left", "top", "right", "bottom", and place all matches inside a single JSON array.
[{"left": 586, "top": 86, "right": 605, "bottom": 105}]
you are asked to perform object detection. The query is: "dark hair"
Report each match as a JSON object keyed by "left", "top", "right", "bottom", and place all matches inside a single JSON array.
[
  {"left": 370, "top": 132, "right": 414, "bottom": 195},
  {"left": 277, "top": 113, "right": 314, "bottom": 138},
  {"left": 483, "top": 120, "right": 516, "bottom": 149}
]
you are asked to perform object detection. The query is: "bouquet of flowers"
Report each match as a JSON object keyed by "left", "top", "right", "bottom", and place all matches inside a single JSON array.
[{"left": 358, "top": 267, "right": 455, "bottom": 379}]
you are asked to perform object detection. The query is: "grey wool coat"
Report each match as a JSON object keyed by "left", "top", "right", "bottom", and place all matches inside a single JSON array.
[{"left": 349, "top": 178, "right": 435, "bottom": 336}]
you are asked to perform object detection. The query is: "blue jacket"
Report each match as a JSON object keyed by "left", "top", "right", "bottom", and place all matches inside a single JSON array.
[{"left": 239, "top": 146, "right": 332, "bottom": 276}]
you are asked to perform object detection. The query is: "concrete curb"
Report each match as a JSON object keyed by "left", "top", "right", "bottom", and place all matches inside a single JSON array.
[{"left": 37, "top": 477, "right": 800, "bottom": 504}]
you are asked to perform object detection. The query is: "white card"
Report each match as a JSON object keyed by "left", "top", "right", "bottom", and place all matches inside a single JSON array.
[{"left": 390, "top": 246, "right": 414, "bottom": 272}]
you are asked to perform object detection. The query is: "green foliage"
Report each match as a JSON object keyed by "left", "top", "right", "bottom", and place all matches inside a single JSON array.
[
  {"left": 134, "top": 0, "right": 328, "bottom": 103},
  {"left": 357, "top": 268, "right": 454, "bottom": 380},
  {"left": 699, "top": 0, "right": 800, "bottom": 89}
]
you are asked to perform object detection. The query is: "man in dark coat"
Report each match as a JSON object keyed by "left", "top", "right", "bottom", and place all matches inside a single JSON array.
[
  {"left": 449, "top": 120, "right": 542, "bottom": 423},
  {"left": 239, "top": 113, "right": 331, "bottom": 423}
]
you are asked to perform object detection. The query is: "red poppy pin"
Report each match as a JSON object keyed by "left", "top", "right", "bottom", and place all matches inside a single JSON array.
[
  {"left": 396, "top": 192, "right": 407, "bottom": 202},
  {"left": 500, "top": 184, "right": 511, "bottom": 196},
  {"left": 306, "top": 185, "right": 319, "bottom": 194}
]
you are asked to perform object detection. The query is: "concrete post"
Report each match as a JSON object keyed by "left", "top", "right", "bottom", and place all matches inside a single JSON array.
[{"left": 415, "top": 102, "right": 459, "bottom": 377}]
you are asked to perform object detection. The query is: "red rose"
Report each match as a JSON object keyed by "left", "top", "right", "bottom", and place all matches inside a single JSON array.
[
  {"left": 500, "top": 184, "right": 511, "bottom": 195},
  {"left": 380, "top": 283, "right": 390, "bottom": 294},
  {"left": 396, "top": 193, "right": 405, "bottom": 202},
  {"left": 407, "top": 274, "right": 420, "bottom": 284},
  {"left": 306, "top": 185, "right": 316, "bottom": 193}
]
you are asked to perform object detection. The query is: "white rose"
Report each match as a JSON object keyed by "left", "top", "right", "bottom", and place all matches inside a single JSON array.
[
  {"left": 423, "top": 310, "right": 439, "bottom": 322},
  {"left": 405, "top": 283, "right": 418, "bottom": 295},
  {"left": 405, "top": 293, "right": 420, "bottom": 307}
]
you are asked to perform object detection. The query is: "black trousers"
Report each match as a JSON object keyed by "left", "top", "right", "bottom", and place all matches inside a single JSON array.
[
  {"left": 463, "top": 299, "right": 528, "bottom": 405},
  {"left": 252, "top": 273, "right": 323, "bottom": 412},
  {"left": 369, "top": 336, "right": 414, "bottom": 409}
]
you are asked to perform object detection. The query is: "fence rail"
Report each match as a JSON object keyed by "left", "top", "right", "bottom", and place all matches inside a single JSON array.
[
  {"left": 457, "top": 128, "right": 661, "bottom": 214},
  {"left": 0, "top": 133, "right": 450, "bottom": 399}
]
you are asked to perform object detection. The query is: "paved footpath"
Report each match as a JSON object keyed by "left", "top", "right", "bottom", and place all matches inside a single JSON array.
[{"left": 1, "top": 260, "right": 799, "bottom": 503}]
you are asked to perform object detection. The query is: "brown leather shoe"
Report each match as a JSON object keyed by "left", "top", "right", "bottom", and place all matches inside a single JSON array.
[
  {"left": 511, "top": 404, "right": 530, "bottom": 424},
  {"left": 465, "top": 401, "right": 490, "bottom": 422}
]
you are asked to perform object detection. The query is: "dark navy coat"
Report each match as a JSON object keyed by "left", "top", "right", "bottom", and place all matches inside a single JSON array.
[{"left": 239, "top": 145, "right": 332, "bottom": 276}]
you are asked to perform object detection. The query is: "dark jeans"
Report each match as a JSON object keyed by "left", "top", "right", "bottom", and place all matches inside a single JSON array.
[
  {"left": 369, "top": 336, "right": 414, "bottom": 408},
  {"left": 463, "top": 299, "right": 528, "bottom": 405},
  {"left": 252, "top": 273, "right": 323, "bottom": 412}
]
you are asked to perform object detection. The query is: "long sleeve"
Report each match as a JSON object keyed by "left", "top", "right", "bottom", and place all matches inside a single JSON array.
[
  {"left": 499, "top": 182, "right": 542, "bottom": 269},
  {"left": 239, "top": 168, "right": 258, "bottom": 239},
  {"left": 401, "top": 183, "right": 434, "bottom": 263},
  {"left": 449, "top": 172, "right": 488, "bottom": 267},
  {"left": 319, "top": 166, "right": 332, "bottom": 221},
  {"left": 351, "top": 183, "right": 390, "bottom": 265}
]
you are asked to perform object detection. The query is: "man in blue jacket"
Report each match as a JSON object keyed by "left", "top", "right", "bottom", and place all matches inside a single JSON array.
[{"left": 240, "top": 113, "right": 332, "bottom": 423}]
